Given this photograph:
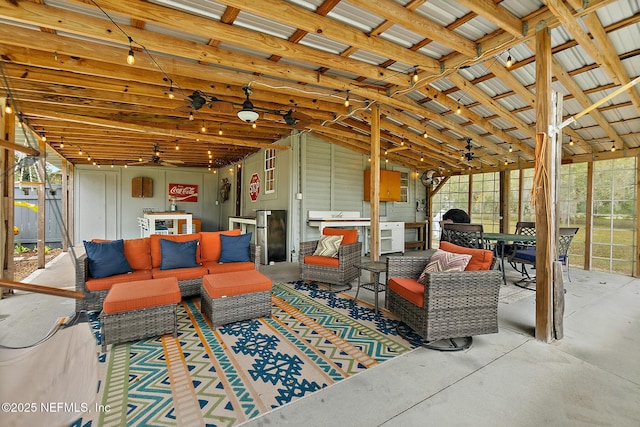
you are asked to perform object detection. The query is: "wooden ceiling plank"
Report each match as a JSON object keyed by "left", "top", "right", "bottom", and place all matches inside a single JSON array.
[
  {"left": 212, "top": 0, "right": 442, "bottom": 70},
  {"left": 347, "top": 0, "right": 477, "bottom": 58},
  {"left": 454, "top": 0, "right": 523, "bottom": 37}
]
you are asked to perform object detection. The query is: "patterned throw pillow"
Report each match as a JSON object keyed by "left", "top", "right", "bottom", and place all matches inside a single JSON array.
[
  {"left": 313, "top": 234, "right": 344, "bottom": 258},
  {"left": 417, "top": 249, "right": 472, "bottom": 284}
]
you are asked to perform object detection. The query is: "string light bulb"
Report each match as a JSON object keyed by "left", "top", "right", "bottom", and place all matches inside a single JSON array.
[
  {"left": 167, "top": 81, "right": 174, "bottom": 99},
  {"left": 78, "top": 147, "right": 83, "bottom": 155},
  {"left": 175, "top": 142, "right": 179, "bottom": 150},
  {"left": 4, "top": 95, "right": 12, "bottom": 114},
  {"left": 126, "top": 37, "right": 135, "bottom": 65},
  {"left": 456, "top": 104, "right": 461, "bottom": 114},
  {"left": 610, "top": 142, "right": 616, "bottom": 152},
  {"left": 420, "top": 155, "right": 424, "bottom": 162},
  {"left": 412, "top": 69, "right": 419, "bottom": 83},
  {"left": 506, "top": 55, "right": 513, "bottom": 68},
  {"left": 423, "top": 131, "right": 428, "bottom": 139},
  {"left": 218, "top": 125, "right": 223, "bottom": 136},
  {"left": 59, "top": 136, "right": 63, "bottom": 149},
  {"left": 201, "top": 121, "right": 207, "bottom": 133},
  {"left": 569, "top": 137, "right": 574, "bottom": 146},
  {"left": 252, "top": 122, "right": 257, "bottom": 129},
  {"left": 189, "top": 111, "right": 194, "bottom": 121},
  {"left": 508, "top": 145, "right": 513, "bottom": 153},
  {"left": 344, "top": 90, "right": 350, "bottom": 107},
  {"left": 139, "top": 155, "right": 143, "bottom": 162},
  {"left": 41, "top": 133, "right": 47, "bottom": 142}
]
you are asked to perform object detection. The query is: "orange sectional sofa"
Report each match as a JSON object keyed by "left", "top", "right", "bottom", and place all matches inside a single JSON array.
[{"left": 76, "top": 230, "right": 259, "bottom": 312}]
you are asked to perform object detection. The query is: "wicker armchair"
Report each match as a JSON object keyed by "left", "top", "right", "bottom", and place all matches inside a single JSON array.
[
  {"left": 299, "top": 228, "right": 362, "bottom": 290},
  {"left": 387, "top": 253, "right": 502, "bottom": 350}
]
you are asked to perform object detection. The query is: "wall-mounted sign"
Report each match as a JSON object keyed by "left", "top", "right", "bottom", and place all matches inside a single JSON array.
[
  {"left": 169, "top": 183, "right": 198, "bottom": 202},
  {"left": 249, "top": 173, "right": 260, "bottom": 202}
]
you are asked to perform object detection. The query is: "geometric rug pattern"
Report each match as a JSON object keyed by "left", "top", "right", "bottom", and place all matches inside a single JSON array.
[{"left": 70, "top": 281, "right": 416, "bottom": 426}]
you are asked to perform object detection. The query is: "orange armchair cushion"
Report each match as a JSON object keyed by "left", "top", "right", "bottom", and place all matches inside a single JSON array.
[
  {"left": 322, "top": 228, "right": 358, "bottom": 245},
  {"left": 303, "top": 255, "right": 340, "bottom": 268},
  {"left": 439, "top": 241, "right": 493, "bottom": 271},
  {"left": 388, "top": 277, "right": 424, "bottom": 307}
]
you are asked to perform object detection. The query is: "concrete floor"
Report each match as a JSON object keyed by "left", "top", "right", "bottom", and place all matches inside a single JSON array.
[{"left": 1, "top": 249, "right": 639, "bottom": 426}]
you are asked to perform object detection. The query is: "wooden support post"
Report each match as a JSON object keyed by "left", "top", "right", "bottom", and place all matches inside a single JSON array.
[
  {"left": 584, "top": 162, "right": 594, "bottom": 272},
  {"left": 37, "top": 137, "right": 46, "bottom": 268},
  {"left": 636, "top": 160, "right": 640, "bottom": 277},
  {"left": 370, "top": 104, "right": 381, "bottom": 261},
  {"left": 534, "top": 23, "right": 556, "bottom": 342},
  {"left": 500, "top": 170, "right": 510, "bottom": 233},
  {"left": 1, "top": 97, "right": 16, "bottom": 297}
]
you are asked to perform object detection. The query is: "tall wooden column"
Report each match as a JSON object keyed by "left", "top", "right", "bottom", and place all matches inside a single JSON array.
[
  {"left": 369, "top": 104, "right": 381, "bottom": 261},
  {"left": 535, "top": 23, "right": 558, "bottom": 342}
]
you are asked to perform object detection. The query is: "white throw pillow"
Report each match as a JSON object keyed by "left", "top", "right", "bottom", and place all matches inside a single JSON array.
[{"left": 313, "top": 234, "right": 344, "bottom": 258}]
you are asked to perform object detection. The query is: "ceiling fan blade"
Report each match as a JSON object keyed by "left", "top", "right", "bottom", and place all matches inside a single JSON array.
[{"left": 161, "top": 161, "right": 179, "bottom": 167}]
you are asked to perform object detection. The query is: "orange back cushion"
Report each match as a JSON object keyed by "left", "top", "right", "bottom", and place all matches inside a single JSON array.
[
  {"left": 322, "top": 228, "right": 358, "bottom": 245},
  {"left": 91, "top": 238, "right": 152, "bottom": 270},
  {"left": 200, "top": 229, "right": 241, "bottom": 262},
  {"left": 150, "top": 233, "right": 202, "bottom": 268},
  {"left": 439, "top": 241, "right": 493, "bottom": 271}
]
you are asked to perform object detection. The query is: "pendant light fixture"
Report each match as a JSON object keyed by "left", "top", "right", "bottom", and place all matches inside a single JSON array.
[{"left": 237, "top": 85, "right": 259, "bottom": 123}]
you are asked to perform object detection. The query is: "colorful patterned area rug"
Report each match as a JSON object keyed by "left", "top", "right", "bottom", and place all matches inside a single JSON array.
[{"left": 71, "top": 281, "right": 416, "bottom": 426}]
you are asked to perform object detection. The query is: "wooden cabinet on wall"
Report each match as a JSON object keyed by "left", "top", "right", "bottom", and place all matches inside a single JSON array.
[
  {"left": 132, "top": 177, "right": 153, "bottom": 198},
  {"left": 363, "top": 169, "right": 401, "bottom": 201}
]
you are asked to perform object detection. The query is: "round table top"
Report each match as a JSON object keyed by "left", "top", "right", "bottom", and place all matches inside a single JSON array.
[{"left": 355, "top": 261, "right": 387, "bottom": 272}]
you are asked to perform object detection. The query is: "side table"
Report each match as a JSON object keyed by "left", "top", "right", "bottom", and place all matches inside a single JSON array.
[{"left": 354, "top": 261, "right": 387, "bottom": 313}]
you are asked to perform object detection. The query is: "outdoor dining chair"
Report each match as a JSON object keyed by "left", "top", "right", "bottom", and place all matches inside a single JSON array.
[
  {"left": 510, "top": 227, "right": 579, "bottom": 285},
  {"left": 440, "top": 223, "right": 485, "bottom": 249}
]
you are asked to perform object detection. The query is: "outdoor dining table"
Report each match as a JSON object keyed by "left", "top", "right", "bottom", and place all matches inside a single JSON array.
[{"left": 483, "top": 232, "right": 536, "bottom": 286}]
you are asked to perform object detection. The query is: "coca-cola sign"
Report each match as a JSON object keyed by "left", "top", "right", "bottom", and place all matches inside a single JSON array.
[{"left": 168, "top": 183, "right": 198, "bottom": 202}]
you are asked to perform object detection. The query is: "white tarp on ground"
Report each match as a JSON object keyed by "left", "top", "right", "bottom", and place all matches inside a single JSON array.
[{"left": 0, "top": 322, "right": 98, "bottom": 427}]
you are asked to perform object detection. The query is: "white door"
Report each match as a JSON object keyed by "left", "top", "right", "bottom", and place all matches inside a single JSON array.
[{"left": 76, "top": 170, "right": 118, "bottom": 244}]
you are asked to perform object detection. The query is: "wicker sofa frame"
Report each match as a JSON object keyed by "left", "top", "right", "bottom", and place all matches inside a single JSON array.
[
  {"left": 387, "top": 254, "right": 502, "bottom": 346},
  {"left": 75, "top": 242, "right": 259, "bottom": 312},
  {"left": 299, "top": 240, "right": 362, "bottom": 290}
]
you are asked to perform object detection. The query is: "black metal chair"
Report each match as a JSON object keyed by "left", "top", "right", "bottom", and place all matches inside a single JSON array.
[
  {"left": 440, "top": 223, "right": 484, "bottom": 249},
  {"left": 504, "top": 221, "right": 536, "bottom": 261},
  {"left": 510, "top": 227, "right": 579, "bottom": 286}
]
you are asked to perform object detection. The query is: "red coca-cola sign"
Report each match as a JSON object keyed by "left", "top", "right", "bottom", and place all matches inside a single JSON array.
[
  {"left": 249, "top": 173, "right": 260, "bottom": 202},
  {"left": 168, "top": 183, "right": 198, "bottom": 202}
]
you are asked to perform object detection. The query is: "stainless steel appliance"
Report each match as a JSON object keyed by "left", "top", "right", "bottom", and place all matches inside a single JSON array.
[{"left": 255, "top": 210, "right": 286, "bottom": 264}]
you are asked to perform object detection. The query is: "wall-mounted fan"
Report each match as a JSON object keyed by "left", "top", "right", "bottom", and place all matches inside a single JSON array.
[
  {"left": 420, "top": 170, "right": 441, "bottom": 187},
  {"left": 129, "top": 143, "right": 184, "bottom": 167}
]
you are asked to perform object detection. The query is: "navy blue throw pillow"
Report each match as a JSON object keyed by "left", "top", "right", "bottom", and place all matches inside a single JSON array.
[
  {"left": 160, "top": 239, "right": 199, "bottom": 270},
  {"left": 83, "top": 239, "right": 133, "bottom": 279},
  {"left": 219, "top": 232, "right": 252, "bottom": 263}
]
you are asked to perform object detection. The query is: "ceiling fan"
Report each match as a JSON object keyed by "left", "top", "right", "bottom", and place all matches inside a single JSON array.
[
  {"left": 181, "top": 85, "right": 313, "bottom": 128},
  {"left": 129, "top": 143, "right": 184, "bottom": 167}
]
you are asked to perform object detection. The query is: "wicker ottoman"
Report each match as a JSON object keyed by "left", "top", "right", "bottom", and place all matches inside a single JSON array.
[
  {"left": 100, "top": 277, "right": 181, "bottom": 352},
  {"left": 201, "top": 270, "right": 272, "bottom": 327}
]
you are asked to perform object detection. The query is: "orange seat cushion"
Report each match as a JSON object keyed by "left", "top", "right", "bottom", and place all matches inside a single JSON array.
[
  {"left": 203, "top": 261, "right": 256, "bottom": 274},
  {"left": 150, "top": 233, "right": 202, "bottom": 268},
  {"left": 303, "top": 255, "right": 340, "bottom": 268},
  {"left": 85, "top": 269, "right": 153, "bottom": 292},
  {"left": 200, "top": 229, "right": 242, "bottom": 262},
  {"left": 388, "top": 277, "right": 425, "bottom": 307},
  {"left": 151, "top": 266, "right": 208, "bottom": 281},
  {"left": 439, "top": 241, "right": 493, "bottom": 271},
  {"left": 202, "top": 270, "right": 272, "bottom": 298},
  {"left": 322, "top": 228, "right": 358, "bottom": 245},
  {"left": 102, "top": 277, "right": 181, "bottom": 314}
]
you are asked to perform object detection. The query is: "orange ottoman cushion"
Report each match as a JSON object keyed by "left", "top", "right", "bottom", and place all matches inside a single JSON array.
[
  {"left": 102, "top": 277, "right": 181, "bottom": 314},
  {"left": 202, "top": 270, "right": 272, "bottom": 299}
]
